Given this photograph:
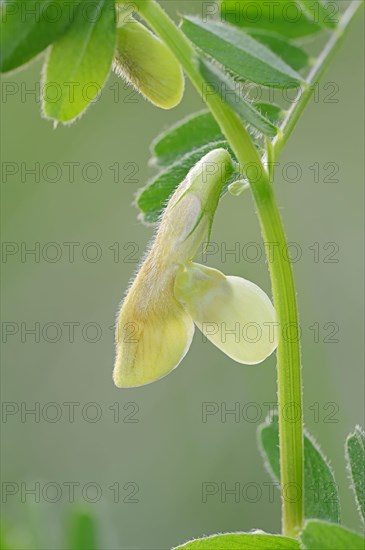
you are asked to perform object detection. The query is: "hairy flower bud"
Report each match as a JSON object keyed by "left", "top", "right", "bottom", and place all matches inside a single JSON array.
[{"left": 113, "top": 19, "right": 184, "bottom": 109}]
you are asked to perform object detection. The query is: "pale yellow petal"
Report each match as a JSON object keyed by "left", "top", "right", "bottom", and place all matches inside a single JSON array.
[
  {"left": 114, "top": 149, "right": 235, "bottom": 387},
  {"left": 114, "top": 259, "right": 194, "bottom": 388},
  {"left": 113, "top": 20, "right": 184, "bottom": 109},
  {"left": 174, "top": 263, "right": 278, "bottom": 364}
]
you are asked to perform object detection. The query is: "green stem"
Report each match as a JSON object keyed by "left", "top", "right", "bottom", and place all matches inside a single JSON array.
[
  {"left": 254, "top": 191, "right": 303, "bottom": 537},
  {"left": 127, "top": 0, "right": 360, "bottom": 537}
]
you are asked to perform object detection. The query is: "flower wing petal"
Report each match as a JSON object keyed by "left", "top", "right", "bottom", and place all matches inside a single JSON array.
[{"left": 175, "top": 263, "right": 278, "bottom": 364}]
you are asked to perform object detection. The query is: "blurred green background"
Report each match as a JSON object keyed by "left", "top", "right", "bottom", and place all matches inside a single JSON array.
[{"left": 1, "top": 2, "right": 364, "bottom": 549}]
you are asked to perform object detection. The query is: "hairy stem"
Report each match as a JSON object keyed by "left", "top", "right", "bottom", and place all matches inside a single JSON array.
[
  {"left": 254, "top": 188, "right": 303, "bottom": 536},
  {"left": 127, "top": 0, "right": 361, "bottom": 536}
]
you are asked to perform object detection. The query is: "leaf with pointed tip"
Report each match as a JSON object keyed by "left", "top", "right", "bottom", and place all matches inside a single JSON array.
[
  {"left": 0, "top": 0, "right": 80, "bottom": 73},
  {"left": 346, "top": 425, "right": 365, "bottom": 524},
  {"left": 151, "top": 111, "right": 224, "bottom": 167},
  {"left": 173, "top": 532, "right": 300, "bottom": 550},
  {"left": 246, "top": 29, "right": 310, "bottom": 70},
  {"left": 220, "top": 1, "right": 322, "bottom": 38},
  {"left": 298, "top": 1, "right": 339, "bottom": 29},
  {"left": 199, "top": 59, "right": 279, "bottom": 136},
  {"left": 299, "top": 520, "right": 365, "bottom": 549},
  {"left": 43, "top": 0, "right": 116, "bottom": 123},
  {"left": 258, "top": 412, "right": 340, "bottom": 523},
  {"left": 137, "top": 142, "right": 235, "bottom": 223},
  {"left": 182, "top": 17, "right": 302, "bottom": 89}
]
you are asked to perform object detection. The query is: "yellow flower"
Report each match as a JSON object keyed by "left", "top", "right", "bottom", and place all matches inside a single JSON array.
[
  {"left": 113, "top": 18, "right": 184, "bottom": 109},
  {"left": 113, "top": 149, "right": 278, "bottom": 388}
]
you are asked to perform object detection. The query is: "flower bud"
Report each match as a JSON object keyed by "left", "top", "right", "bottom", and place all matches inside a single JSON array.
[
  {"left": 153, "top": 148, "right": 234, "bottom": 263},
  {"left": 113, "top": 19, "right": 184, "bottom": 109}
]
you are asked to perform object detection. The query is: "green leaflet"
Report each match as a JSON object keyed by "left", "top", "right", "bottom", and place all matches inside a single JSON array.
[
  {"left": 181, "top": 17, "right": 302, "bottom": 89},
  {"left": 137, "top": 142, "right": 235, "bottom": 223},
  {"left": 297, "top": 1, "right": 339, "bottom": 29},
  {"left": 220, "top": 1, "right": 322, "bottom": 38},
  {"left": 246, "top": 30, "right": 310, "bottom": 71},
  {"left": 173, "top": 532, "right": 300, "bottom": 550},
  {"left": 346, "top": 425, "right": 365, "bottom": 523},
  {"left": 151, "top": 111, "right": 224, "bottom": 167},
  {"left": 199, "top": 58, "right": 279, "bottom": 136},
  {"left": 299, "top": 520, "right": 365, "bottom": 549},
  {"left": 258, "top": 413, "right": 340, "bottom": 523},
  {"left": 43, "top": 0, "right": 116, "bottom": 123},
  {"left": 0, "top": 0, "right": 80, "bottom": 72}
]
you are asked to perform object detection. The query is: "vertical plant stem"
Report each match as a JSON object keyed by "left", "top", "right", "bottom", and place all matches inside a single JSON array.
[
  {"left": 252, "top": 185, "right": 303, "bottom": 536},
  {"left": 126, "top": 0, "right": 362, "bottom": 536}
]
